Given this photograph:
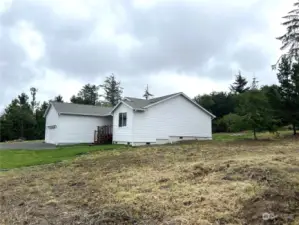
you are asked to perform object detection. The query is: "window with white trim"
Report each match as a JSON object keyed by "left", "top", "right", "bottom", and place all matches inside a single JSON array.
[{"left": 118, "top": 112, "right": 127, "bottom": 127}]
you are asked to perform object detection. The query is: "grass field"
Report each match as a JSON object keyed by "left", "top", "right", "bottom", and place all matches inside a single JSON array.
[
  {"left": 0, "top": 130, "right": 294, "bottom": 170},
  {"left": 0, "top": 136, "right": 298, "bottom": 225},
  {"left": 0, "top": 144, "right": 124, "bottom": 169}
]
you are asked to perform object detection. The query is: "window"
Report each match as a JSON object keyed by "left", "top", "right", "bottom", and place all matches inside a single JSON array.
[{"left": 118, "top": 112, "right": 127, "bottom": 127}]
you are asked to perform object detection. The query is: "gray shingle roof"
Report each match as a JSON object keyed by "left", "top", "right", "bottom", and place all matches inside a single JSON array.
[
  {"left": 123, "top": 92, "right": 180, "bottom": 109},
  {"left": 51, "top": 102, "right": 113, "bottom": 116}
]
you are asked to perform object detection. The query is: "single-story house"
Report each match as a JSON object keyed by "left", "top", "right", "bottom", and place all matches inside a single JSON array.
[{"left": 44, "top": 92, "right": 215, "bottom": 146}]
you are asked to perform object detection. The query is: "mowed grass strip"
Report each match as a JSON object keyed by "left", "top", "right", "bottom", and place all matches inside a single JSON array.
[{"left": 0, "top": 144, "right": 124, "bottom": 169}]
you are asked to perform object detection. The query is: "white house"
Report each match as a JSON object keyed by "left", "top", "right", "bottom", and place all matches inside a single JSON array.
[
  {"left": 44, "top": 92, "right": 215, "bottom": 146},
  {"left": 44, "top": 102, "right": 112, "bottom": 145}
]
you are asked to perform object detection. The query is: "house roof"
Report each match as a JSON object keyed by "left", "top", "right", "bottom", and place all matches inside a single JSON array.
[
  {"left": 112, "top": 92, "right": 216, "bottom": 118},
  {"left": 123, "top": 92, "right": 180, "bottom": 110},
  {"left": 44, "top": 102, "right": 113, "bottom": 117}
]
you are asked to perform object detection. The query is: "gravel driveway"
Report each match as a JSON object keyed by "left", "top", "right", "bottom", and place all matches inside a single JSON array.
[{"left": 0, "top": 142, "right": 56, "bottom": 150}]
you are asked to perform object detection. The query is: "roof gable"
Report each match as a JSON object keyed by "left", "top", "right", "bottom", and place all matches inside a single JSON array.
[{"left": 112, "top": 92, "right": 216, "bottom": 118}]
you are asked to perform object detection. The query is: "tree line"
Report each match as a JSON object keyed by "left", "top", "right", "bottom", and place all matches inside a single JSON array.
[{"left": 194, "top": 57, "right": 299, "bottom": 138}]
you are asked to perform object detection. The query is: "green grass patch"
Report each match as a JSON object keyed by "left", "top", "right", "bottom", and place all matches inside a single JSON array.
[
  {"left": 0, "top": 144, "right": 124, "bottom": 169},
  {"left": 213, "top": 130, "right": 293, "bottom": 141}
]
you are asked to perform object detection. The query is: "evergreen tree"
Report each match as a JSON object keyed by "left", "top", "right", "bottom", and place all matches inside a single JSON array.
[
  {"left": 30, "top": 87, "right": 38, "bottom": 111},
  {"left": 277, "top": 1, "right": 299, "bottom": 62},
  {"left": 35, "top": 101, "right": 49, "bottom": 139},
  {"left": 277, "top": 56, "right": 299, "bottom": 135},
  {"left": 250, "top": 76, "right": 259, "bottom": 90},
  {"left": 70, "top": 84, "right": 99, "bottom": 105},
  {"left": 100, "top": 74, "right": 123, "bottom": 106},
  {"left": 54, "top": 95, "right": 64, "bottom": 103},
  {"left": 229, "top": 71, "right": 250, "bottom": 94},
  {"left": 143, "top": 85, "right": 154, "bottom": 100}
]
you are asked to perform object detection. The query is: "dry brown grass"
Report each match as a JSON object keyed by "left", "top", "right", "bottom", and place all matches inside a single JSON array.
[{"left": 1, "top": 139, "right": 299, "bottom": 225}]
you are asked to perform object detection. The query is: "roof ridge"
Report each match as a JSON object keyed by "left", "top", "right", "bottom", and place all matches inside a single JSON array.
[
  {"left": 51, "top": 102, "right": 112, "bottom": 108},
  {"left": 124, "top": 92, "right": 180, "bottom": 102}
]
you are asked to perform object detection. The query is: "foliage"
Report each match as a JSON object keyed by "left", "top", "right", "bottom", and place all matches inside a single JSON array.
[
  {"left": 218, "top": 113, "right": 247, "bottom": 133},
  {"left": 30, "top": 87, "right": 38, "bottom": 111},
  {"left": 236, "top": 90, "right": 277, "bottom": 139},
  {"left": 276, "top": 1, "right": 299, "bottom": 62},
  {"left": 53, "top": 95, "right": 64, "bottom": 102},
  {"left": 229, "top": 71, "right": 250, "bottom": 94},
  {"left": 276, "top": 57, "right": 299, "bottom": 134},
  {"left": 100, "top": 74, "right": 123, "bottom": 106},
  {"left": 70, "top": 84, "right": 99, "bottom": 105}
]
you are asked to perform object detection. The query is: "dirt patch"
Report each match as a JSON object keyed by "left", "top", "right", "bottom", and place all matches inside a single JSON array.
[
  {"left": 240, "top": 187, "right": 299, "bottom": 225},
  {"left": 228, "top": 164, "right": 299, "bottom": 225}
]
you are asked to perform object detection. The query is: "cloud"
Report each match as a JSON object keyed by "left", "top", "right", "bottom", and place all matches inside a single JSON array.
[{"left": 0, "top": 0, "right": 292, "bottom": 110}]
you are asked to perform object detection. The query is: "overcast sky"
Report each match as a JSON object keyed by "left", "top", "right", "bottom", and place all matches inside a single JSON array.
[{"left": 0, "top": 0, "right": 294, "bottom": 110}]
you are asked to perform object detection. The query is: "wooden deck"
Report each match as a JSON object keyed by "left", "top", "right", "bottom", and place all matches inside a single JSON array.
[{"left": 94, "top": 125, "right": 113, "bottom": 144}]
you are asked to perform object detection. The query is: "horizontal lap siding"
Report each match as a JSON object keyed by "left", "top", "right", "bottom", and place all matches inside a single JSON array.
[
  {"left": 59, "top": 115, "right": 112, "bottom": 144},
  {"left": 132, "top": 95, "right": 212, "bottom": 143},
  {"left": 112, "top": 104, "right": 133, "bottom": 143}
]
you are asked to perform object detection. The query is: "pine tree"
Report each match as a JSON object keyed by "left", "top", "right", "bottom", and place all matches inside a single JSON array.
[
  {"left": 30, "top": 87, "right": 38, "bottom": 111},
  {"left": 277, "top": 1, "right": 299, "bottom": 62},
  {"left": 100, "top": 74, "right": 123, "bottom": 106},
  {"left": 54, "top": 95, "right": 64, "bottom": 103},
  {"left": 143, "top": 84, "right": 153, "bottom": 100},
  {"left": 70, "top": 84, "right": 99, "bottom": 105},
  {"left": 229, "top": 71, "right": 250, "bottom": 94},
  {"left": 250, "top": 76, "right": 259, "bottom": 90},
  {"left": 277, "top": 56, "right": 299, "bottom": 135}
]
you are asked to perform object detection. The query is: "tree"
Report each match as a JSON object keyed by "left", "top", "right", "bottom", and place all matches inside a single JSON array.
[
  {"left": 0, "top": 94, "right": 35, "bottom": 140},
  {"left": 143, "top": 84, "right": 154, "bottom": 100},
  {"left": 34, "top": 101, "right": 49, "bottom": 139},
  {"left": 17, "top": 93, "right": 35, "bottom": 139},
  {"left": 219, "top": 113, "right": 247, "bottom": 132},
  {"left": 100, "top": 74, "right": 123, "bottom": 106},
  {"left": 250, "top": 76, "right": 259, "bottom": 90},
  {"left": 54, "top": 95, "right": 64, "bottom": 103},
  {"left": 194, "top": 94, "right": 215, "bottom": 112},
  {"left": 70, "top": 84, "right": 99, "bottom": 105},
  {"left": 237, "top": 90, "right": 276, "bottom": 140},
  {"left": 30, "top": 87, "right": 38, "bottom": 111},
  {"left": 230, "top": 71, "right": 250, "bottom": 94},
  {"left": 276, "top": 1, "right": 299, "bottom": 63},
  {"left": 276, "top": 56, "right": 299, "bottom": 135}
]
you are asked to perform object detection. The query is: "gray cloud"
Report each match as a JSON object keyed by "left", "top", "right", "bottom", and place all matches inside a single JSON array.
[
  {"left": 0, "top": 26, "right": 35, "bottom": 105},
  {"left": 0, "top": 0, "right": 281, "bottom": 108},
  {"left": 232, "top": 44, "right": 269, "bottom": 72}
]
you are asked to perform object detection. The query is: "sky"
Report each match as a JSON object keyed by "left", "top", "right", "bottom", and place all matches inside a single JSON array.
[{"left": 0, "top": 0, "right": 295, "bottom": 110}]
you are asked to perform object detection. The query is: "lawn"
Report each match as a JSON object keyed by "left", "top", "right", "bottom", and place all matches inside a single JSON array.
[
  {"left": 0, "top": 137, "right": 298, "bottom": 225},
  {"left": 213, "top": 130, "right": 293, "bottom": 141},
  {"left": 0, "top": 144, "right": 125, "bottom": 169}
]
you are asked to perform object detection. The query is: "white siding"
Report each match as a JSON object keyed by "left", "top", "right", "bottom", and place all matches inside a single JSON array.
[
  {"left": 112, "top": 103, "right": 134, "bottom": 143},
  {"left": 45, "top": 105, "right": 59, "bottom": 144},
  {"left": 132, "top": 95, "right": 212, "bottom": 144},
  {"left": 58, "top": 115, "right": 112, "bottom": 144}
]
